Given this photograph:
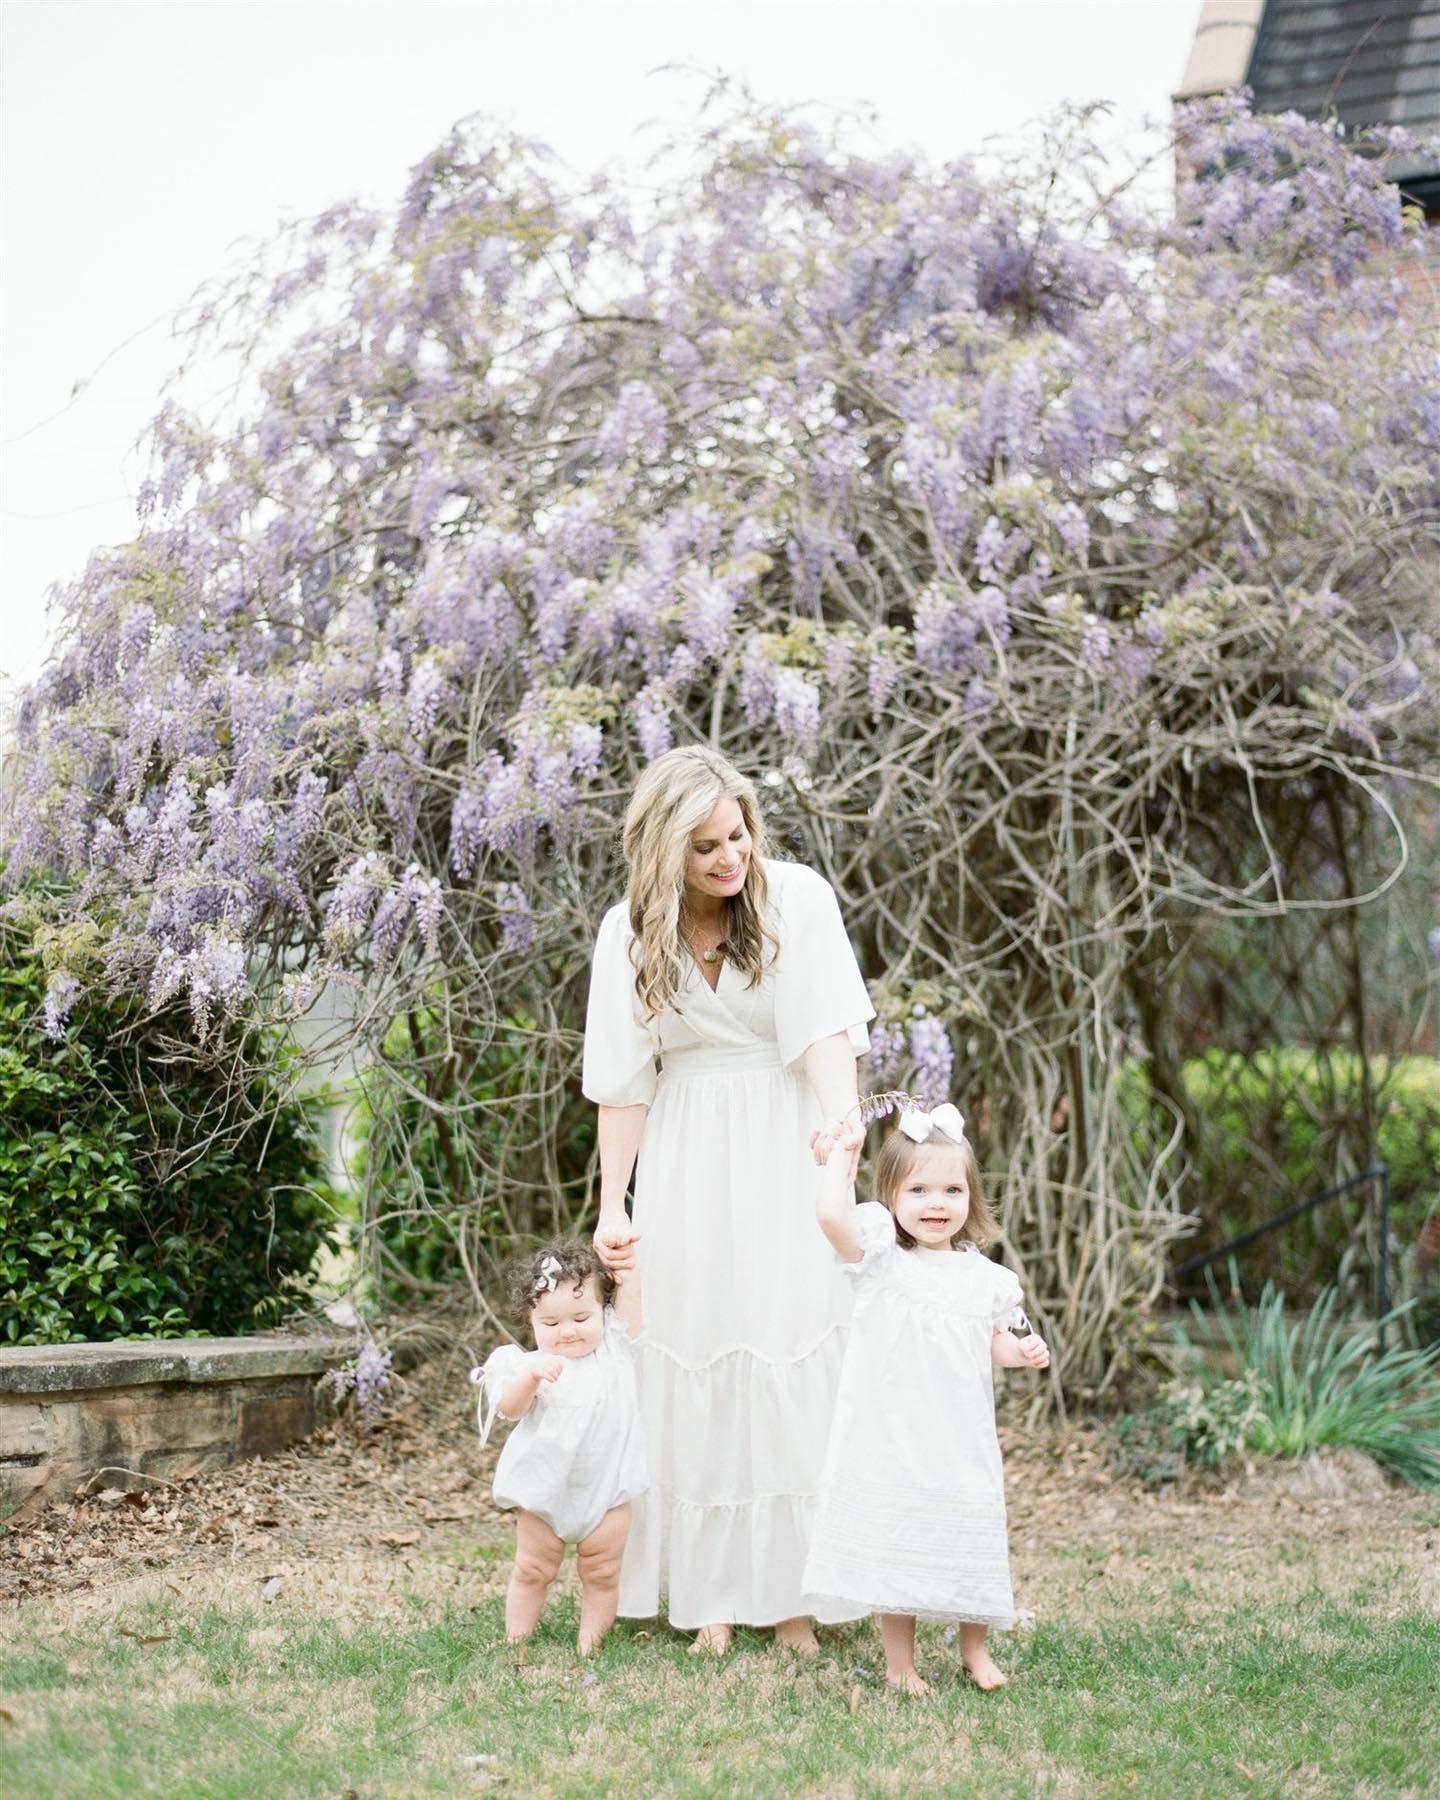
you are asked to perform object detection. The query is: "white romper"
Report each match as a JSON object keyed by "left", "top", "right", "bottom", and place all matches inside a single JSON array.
[
  {"left": 475, "top": 1308, "right": 648, "bottom": 1543},
  {"left": 802, "top": 1203, "right": 1028, "bottom": 1626}
]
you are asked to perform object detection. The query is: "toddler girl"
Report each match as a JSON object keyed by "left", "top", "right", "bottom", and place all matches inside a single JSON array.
[
  {"left": 802, "top": 1104, "right": 1049, "bottom": 1695},
  {"left": 473, "top": 1242, "right": 646, "bottom": 1654}
]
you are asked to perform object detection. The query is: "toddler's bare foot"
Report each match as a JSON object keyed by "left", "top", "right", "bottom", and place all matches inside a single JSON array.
[
  {"left": 773, "top": 1618, "right": 819, "bottom": 1657},
  {"left": 688, "top": 1623, "right": 733, "bottom": 1656},
  {"left": 578, "top": 1628, "right": 607, "bottom": 1656},
  {"left": 962, "top": 1646, "right": 1008, "bottom": 1690},
  {"left": 886, "top": 1669, "right": 930, "bottom": 1697}
]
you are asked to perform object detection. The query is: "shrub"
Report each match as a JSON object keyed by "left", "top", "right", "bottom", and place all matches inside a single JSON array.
[
  {"left": 0, "top": 938, "right": 337, "bottom": 1345},
  {"left": 1111, "top": 1369, "right": 1265, "bottom": 1486}
]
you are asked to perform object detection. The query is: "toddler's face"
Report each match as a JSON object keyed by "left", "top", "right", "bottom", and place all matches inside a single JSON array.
[
  {"left": 530, "top": 1275, "right": 606, "bottom": 1358},
  {"left": 891, "top": 1143, "right": 971, "bottom": 1248}
]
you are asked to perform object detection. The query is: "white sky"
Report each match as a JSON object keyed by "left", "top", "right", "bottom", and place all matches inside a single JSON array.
[{"left": 0, "top": 0, "right": 1203, "bottom": 706}]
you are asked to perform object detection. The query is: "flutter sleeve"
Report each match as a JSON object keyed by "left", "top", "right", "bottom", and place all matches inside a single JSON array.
[
  {"left": 770, "top": 862, "right": 875, "bottom": 1070},
  {"left": 469, "top": 1343, "right": 529, "bottom": 1444},
  {"left": 582, "top": 903, "right": 660, "bottom": 1109},
  {"left": 989, "top": 1265, "right": 1030, "bottom": 1333},
  {"left": 840, "top": 1200, "right": 898, "bottom": 1280}
]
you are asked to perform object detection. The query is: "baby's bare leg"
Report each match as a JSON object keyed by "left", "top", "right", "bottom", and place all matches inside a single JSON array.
[
  {"left": 879, "top": 1613, "right": 928, "bottom": 1697},
  {"left": 506, "top": 1508, "right": 566, "bottom": 1644},
  {"left": 959, "top": 1622, "right": 1007, "bottom": 1689},
  {"left": 576, "top": 1504, "right": 631, "bottom": 1655}
]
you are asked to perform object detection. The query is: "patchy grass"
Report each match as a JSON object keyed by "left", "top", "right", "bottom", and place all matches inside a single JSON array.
[{"left": 2, "top": 1585, "right": 1436, "bottom": 1798}]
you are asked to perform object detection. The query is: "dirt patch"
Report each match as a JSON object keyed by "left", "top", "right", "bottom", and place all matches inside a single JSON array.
[{"left": 4, "top": 1340, "right": 1435, "bottom": 1629}]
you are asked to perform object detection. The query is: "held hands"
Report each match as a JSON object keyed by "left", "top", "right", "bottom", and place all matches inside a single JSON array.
[
  {"left": 593, "top": 1217, "right": 640, "bottom": 1273},
  {"left": 811, "top": 1117, "right": 865, "bottom": 1180}
]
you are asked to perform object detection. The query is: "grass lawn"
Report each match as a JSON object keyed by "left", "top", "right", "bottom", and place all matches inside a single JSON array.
[
  {"left": 3, "top": 1351, "right": 1435, "bottom": 1797},
  {"left": 2, "top": 1579, "right": 1436, "bottom": 1798}
]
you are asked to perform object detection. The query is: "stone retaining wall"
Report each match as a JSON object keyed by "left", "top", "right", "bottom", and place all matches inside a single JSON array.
[{"left": 0, "top": 1335, "right": 353, "bottom": 1519}]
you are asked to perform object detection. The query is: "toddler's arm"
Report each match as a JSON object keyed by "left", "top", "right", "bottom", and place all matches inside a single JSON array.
[
  {"left": 992, "top": 1329, "right": 1050, "bottom": 1371},
  {"left": 496, "top": 1352, "right": 566, "bottom": 1419},
  {"left": 815, "top": 1119, "right": 867, "bottom": 1263},
  {"left": 611, "top": 1266, "right": 643, "bottom": 1339}
]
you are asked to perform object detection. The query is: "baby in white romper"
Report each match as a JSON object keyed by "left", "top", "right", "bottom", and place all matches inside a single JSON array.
[{"left": 473, "top": 1242, "right": 646, "bottom": 1653}]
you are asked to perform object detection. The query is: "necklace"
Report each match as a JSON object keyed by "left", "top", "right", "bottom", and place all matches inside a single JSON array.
[{"left": 684, "top": 913, "right": 729, "bottom": 966}]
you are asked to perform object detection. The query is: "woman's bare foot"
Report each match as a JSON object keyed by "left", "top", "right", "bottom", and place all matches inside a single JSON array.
[
  {"left": 886, "top": 1669, "right": 931, "bottom": 1697},
  {"left": 961, "top": 1645, "right": 1008, "bottom": 1690},
  {"left": 688, "top": 1623, "right": 734, "bottom": 1656},
  {"left": 773, "top": 1617, "right": 819, "bottom": 1657}
]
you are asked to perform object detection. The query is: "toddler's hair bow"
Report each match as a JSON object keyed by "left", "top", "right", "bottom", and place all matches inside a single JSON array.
[
  {"left": 533, "top": 1253, "right": 564, "bottom": 1295},
  {"left": 897, "top": 1101, "right": 966, "bottom": 1146}
]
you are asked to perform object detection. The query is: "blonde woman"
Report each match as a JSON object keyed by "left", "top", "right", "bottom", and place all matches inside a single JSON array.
[{"left": 582, "top": 746, "right": 874, "bottom": 1653}]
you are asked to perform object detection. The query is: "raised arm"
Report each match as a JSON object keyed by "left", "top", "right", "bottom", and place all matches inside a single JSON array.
[
  {"left": 815, "top": 1118, "right": 867, "bottom": 1264},
  {"left": 610, "top": 1266, "right": 643, "bottom": 1338}
]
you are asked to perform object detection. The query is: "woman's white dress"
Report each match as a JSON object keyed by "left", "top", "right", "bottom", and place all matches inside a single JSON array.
[
  {"left": 801, "top": 1202, "right": 1026, "bottom": 1626},
  {"left": 476, "top": 1308, "right": 648, "bottom": 1543},
  {"left": 581, "top": 857, "right": 874, "bottom": 1628}
]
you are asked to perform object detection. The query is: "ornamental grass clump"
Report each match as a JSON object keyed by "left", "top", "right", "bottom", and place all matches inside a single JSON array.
[
  {"left": 6, "top": 90, "right": 1440, "bottom": 1394},
  {"left": 1177, "top": 1282, "right": 1440, "bottom": 1489}
]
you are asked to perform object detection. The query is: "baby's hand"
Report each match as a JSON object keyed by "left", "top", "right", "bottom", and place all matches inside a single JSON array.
[
  {"left": 527, "top": 1353, "right": 566, "bottom": 1383},
  {"left": 1016, "top": 1333, "right": 1050, "bottom": 1371}
]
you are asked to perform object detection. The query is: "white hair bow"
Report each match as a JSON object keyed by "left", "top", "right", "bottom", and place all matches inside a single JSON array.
[
  {"left": 533, "top": 1253, "right": 564, "bottom": 1295},
  {"left": 897, "top": 1102, "right": 966, "bottom": 1146}
]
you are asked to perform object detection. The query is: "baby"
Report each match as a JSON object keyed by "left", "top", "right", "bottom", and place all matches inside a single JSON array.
[{"left": 473, "top": 1242, "right": 645, "bottom": 1654}]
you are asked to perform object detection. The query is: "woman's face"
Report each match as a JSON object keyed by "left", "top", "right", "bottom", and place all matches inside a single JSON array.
[{"left": 684, "top": 795, "right": 752, "bottom": 905}]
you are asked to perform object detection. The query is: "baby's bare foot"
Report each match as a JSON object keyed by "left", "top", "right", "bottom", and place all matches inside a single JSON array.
[
  {"left": 962, "top": 1646, "right": 1008, "bottom": 1690},
  {"left": 886, "top": 1669, "right": 930, "bottom": 1698},
  {"left": 773, "top": 1618, "right": 819, "bottom": 1657},
  {"left": 578, "top": 1629, "right": 606, "bottom": 1656},
  {"left": 688, "top": 1623, "right": 733, "bottom": 1656}
]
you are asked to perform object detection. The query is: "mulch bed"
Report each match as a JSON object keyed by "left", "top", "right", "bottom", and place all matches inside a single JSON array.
[{"left": 4, "top": 1329, "right": 1435, "bottom": 1618}]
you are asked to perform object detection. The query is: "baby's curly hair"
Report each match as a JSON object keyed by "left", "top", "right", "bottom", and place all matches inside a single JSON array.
[{"left": 505, "top": 1240, "right": 615, "bottom": 1327}]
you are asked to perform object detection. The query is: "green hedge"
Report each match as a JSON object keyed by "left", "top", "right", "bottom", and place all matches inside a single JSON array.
[
  {"left": 0, "top": 946, "right": 337, "bottom": 1345},
  {"left": 1179, "top": 1049, "right": 1439, "bottom": 1232}
]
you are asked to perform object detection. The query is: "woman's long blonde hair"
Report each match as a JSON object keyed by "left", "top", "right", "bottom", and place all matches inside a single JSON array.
[{"left": 621, "top": 747, "right": 781, "bottom": 1020}]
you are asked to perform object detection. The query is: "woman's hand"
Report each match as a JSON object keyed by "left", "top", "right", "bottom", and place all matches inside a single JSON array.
[{"left": 593, "top": 1214, "right": 640, "bottom": 1273}]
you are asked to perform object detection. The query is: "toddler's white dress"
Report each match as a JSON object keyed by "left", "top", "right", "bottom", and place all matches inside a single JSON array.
[
  {"left": 582, "top": 858, "right": 874, "bottom": 1627},
  {"left": 475, "top": 1308, "right": 648, "bottom": 1543},
  {"left": 802, "top": 1202, "right": 1027, "bottom": 1626}
]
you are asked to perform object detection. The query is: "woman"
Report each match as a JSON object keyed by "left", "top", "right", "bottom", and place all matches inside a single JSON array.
[{"left": 582, "top": 746, "right": 874, "bottom": 1653}]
